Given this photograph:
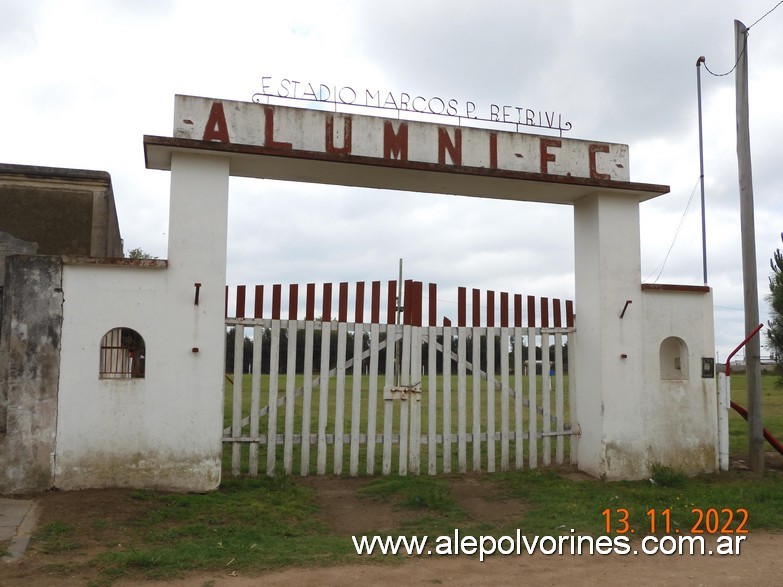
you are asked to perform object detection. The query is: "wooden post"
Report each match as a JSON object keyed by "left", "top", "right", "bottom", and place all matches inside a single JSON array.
[
  {"left": 735, "top": 19, "right": 764, "bottom": 474},
  {"left": 442, "top": 320, "right": 453, "bottom": 473}
]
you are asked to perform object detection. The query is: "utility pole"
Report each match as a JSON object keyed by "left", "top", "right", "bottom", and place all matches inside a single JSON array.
[{"left": 735, "top": 19, "right": 764, "bottom": 474}]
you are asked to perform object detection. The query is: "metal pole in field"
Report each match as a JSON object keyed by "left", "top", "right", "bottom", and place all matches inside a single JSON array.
[
  {"left": 734, "top": 19, "right": 764, "bottom": 474},
  {"left": 396, "top": 258, "right": 403, "bottom": 386},
  {"left": 696, "top": 56, "right": 708, "bottom": 285}
]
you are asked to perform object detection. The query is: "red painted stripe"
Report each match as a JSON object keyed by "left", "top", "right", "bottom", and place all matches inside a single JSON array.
[
  {"left": 272, "top": 284, "right": 282, "bottom": 320},
  {"left": 403, "top": 280, "right": 413, "bottom": 325},
  {"left": 458, "top": 287, "right": 466, "bottom": 327},
  {"left": 443, "top": 317, "right": 452, "bottom": 327},
  {"left": 527, "top": 295, "right": 536, "bottom": 328},
  {"left": 339, "top": 282, "right": 348, "bottom": 322},
  {"left": 322, "top": 283, "right": 332, "bottom": 321},
  {"left": 489, "top": 132, "right": 498, "bottom": 169},
  {"left": 500, "top": 292, "right": 509, "bottom": 327},
  {"left": 486, "top": 290, "right": 495, "bottom": 327},
  {"left": 429, "top": 283, "right": 437, "bottom": 327},
  {"left": 566, "top": 300, "right": 574, "bottom": 328},
  {"left": 371, "top": 281, "right": 381, "bottom": 324},
  {"left": 414, "top": 281, "right": 423, "bottom": 327},
  {"left": 255, "top": 285, "right": 264, "bottom": 319},
  {"left": 355, "top": 281, "right": 365, "bottom": 323},
  {"left": 305, "top": 283, "right": 315, "bottom": 321},
  {"left": 514, "top": 294, "right": 522, "bottom": 328},
  {"left": 472, "top": 288, "right": 480, "bottom": 327},
  {"left": 540, "top": 297, "right": 549, "bottom": 328},
  {"left": 288, "top": 284, "right": 298, "bottom": 320},
  {"left": 553, "top": 298, "right": 562, "bottom": 328},
  {"left": 236, "top": 285, "right": 246, "bottom": 319},
  {"left": 386, "top": 280, "right": 396, "bottom": 324}
]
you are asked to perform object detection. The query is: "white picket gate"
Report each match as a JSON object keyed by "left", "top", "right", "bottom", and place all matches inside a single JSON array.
[{"left": 223, "top": 281, "right": 576, "bottom": 477}]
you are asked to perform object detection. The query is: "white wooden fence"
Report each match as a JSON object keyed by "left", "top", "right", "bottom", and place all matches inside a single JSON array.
[{"left": 223, "top": 281, "right": 576, "bottom": 477}]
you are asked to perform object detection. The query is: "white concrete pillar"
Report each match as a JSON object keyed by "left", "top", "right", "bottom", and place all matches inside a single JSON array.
[
  {"left": 168, "top": 152, "right": 230, "bottom": 278},
  {"left": 573, "top": 192, "right": 646, "bottom": 479},
  {"left": 165, "top": 151, "right": 230, "bottom": 488}
]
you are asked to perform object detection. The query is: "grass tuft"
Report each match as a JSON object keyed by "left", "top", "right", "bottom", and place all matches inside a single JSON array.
[
  {"left": 35, "top": 521, "right": 83, "bottom": 554},
  {"left": 360, "top": 476, "right": 458, "bottom": 512},
  {"left": 650, "top": 464, "right": 686, "bottom": 488}
]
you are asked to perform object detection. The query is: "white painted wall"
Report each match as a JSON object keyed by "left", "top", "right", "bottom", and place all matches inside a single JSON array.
[
  {"left": 641, "top": 289, "right": 717, "bottom": 473},
  {"left": 573, "top": 192, "right": 717, "bottom": 479},
  {"left": 55, "top": 153, "right": 229, "bottom": 490}
]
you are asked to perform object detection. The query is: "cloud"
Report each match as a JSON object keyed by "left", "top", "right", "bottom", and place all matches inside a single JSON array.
[
  {"left": 0, "top": 0, "right": 42, "bottom": 51},
  {"left": 1, "top": 0, "right": 781, "bottom": 360}
]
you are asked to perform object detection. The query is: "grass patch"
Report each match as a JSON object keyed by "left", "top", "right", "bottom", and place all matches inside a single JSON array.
[
  {"left": 357, "top": 476, "right": 467, "bottom": 536},
  {"left": 22, "top": 467, "right": 783, "bottom": 585},
  {"left": 650, "top": 463, "right": 686, "bottom": 488},
  {"left": 35, "top": 521, "right": 83, "bottom": 554},
  {"left": 728, "top": 373, "right": 783, "bottom": 455},
  {"left": 84, "top": 476, "right": 353, "bottom": 585},
  {"left": 496, "top": 468, "right": 783, "bottom": 536},
  {"left": 361, "top": 476, "right": 459, "bottom": 513}
]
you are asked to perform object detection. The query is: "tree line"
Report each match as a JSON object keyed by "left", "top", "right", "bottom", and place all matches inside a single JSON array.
[{"left": 225, "top": 327, "right": 569, "bottom": 375}]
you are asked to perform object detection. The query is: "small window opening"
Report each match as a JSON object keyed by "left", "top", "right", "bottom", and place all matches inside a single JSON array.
[
  {"left": 100, "top": 327, "right": 145, "bottom": 379},
  {"left": 660, "top": 336, "right": 688, "bottom": 381}
]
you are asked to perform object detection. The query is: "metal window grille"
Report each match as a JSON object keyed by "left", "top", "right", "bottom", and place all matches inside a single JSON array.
[{"left": 99, "top": 327, "right": 145, "bottom": 379}]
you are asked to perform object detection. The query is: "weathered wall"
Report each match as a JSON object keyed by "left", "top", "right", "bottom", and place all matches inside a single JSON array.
[
  {"left": 0, "top": 163, "right": 123, "bottom": 259},
  {"left": 0, "top": 231, "right": 38, "bottom": 288},
  {"left": 54, "top": 153, "right": 229, "bottom": 491},
  {"left": 640, "top": 286, "right": 717, "bottom": 474},
  {"left": 0, "top": 255, "right": 63, "bottom": 494},
  {"left": 0, "top": 157, "right": 226, "bottom": 493}
]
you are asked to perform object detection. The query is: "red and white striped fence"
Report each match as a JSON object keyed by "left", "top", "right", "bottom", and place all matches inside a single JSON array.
[{"left": 224, "top": 281, "right": 576, "bottom": 477}]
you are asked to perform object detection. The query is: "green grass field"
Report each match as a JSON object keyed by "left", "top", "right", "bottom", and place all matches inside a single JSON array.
[
  {"left": 727, "top": 373, "right": 783, "bottom": 455},
  {"left": 223, "top": 371, "right": 783, "bottom": 475},
  {"left": 222, "top": 372, "right": 573, "bottom": 476}
]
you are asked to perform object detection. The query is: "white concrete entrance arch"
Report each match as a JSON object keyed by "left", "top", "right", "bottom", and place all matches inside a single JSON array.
[
  {"left": 136, "top": 95, "right": 715, "bottom": 483},
  {"left": 2, "top": 95, "right": 715, "bottom": 493}
]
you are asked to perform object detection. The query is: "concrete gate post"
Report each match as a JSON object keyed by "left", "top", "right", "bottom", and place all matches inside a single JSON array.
[
  {"left": 573, "top": 191, "right": 646, "bottom": 479},
  {"left": 165, "top": 151, "right": 230, "bottom": 486}
]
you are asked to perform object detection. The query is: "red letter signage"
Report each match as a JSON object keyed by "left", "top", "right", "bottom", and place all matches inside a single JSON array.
[
  {"left": 438, "top": 128, "right": 462, "bottom": 166},
  {"left": 326, "top": 115, "right": 352, "bottom": 155},
  {"left": 383, "top": 122, "right": 408, "bottom": 161},
  {"left": 489, "top": 133, "right": 498, "bottom": 169},
  {"left": 589, "top": 143, "right": 611, "bottom": 180},
  {"left": 539, "top": 138, "right": 561, "bottom": 174},
  {"left": 202, "top": 102, "right": 230, "bottom": 143}
]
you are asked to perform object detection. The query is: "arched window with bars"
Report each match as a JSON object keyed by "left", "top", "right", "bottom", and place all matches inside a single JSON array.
[{"left": 99, "top": 327, "right": 145, "bottom": 379}]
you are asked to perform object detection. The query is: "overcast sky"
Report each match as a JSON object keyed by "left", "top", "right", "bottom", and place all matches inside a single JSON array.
[{"left": 1, "top": 0, "right": 781, "bottom": 360}]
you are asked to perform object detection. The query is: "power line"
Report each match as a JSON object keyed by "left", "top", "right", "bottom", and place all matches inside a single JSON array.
[
  {"left": 748, "top": 0, "right": 783, "bottom": 29},
  {"left": 644, "top": 177, "right": 701, "bottom": 284},
  {"left": 702, "top": 0, "right": 782, "bottom": 77},
  {"left": 703, "top": 41, "right": 744, "bottom": 77}
]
